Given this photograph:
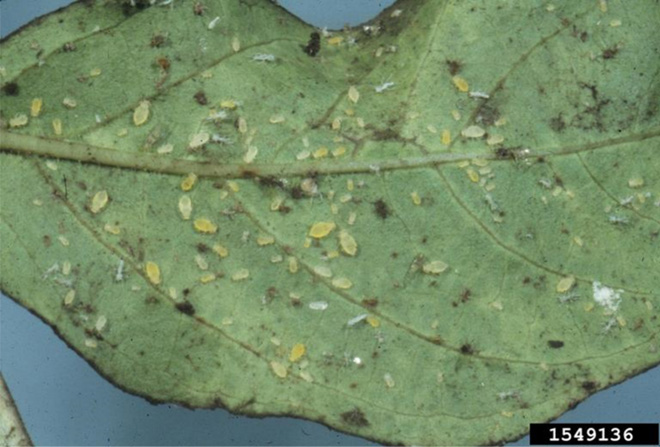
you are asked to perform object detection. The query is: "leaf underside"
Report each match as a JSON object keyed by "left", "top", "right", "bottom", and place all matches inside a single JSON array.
[{"left": 1, "top": 0, "right": 659, "bottom": 445}]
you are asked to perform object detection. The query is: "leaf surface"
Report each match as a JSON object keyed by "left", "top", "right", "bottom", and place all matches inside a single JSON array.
[{"left": 1, "top": 0, "right": 659, "bottom": 444}]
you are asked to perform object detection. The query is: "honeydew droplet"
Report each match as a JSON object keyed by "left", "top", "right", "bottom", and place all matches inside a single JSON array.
[
  {"left": 133, "top": 100, "right": 150, "bottom": 126},
  {"left": 90, "top": 190, "right": 109, "bottom": 214},
  {"left": 289, "top": 343, "right": 306, "bottom": 362},
  {"left": 309, "top": 222, "right": 336, "bottom": 239},
  {"left": 145, "top": 261, "right": 161, "bottom": 285}
]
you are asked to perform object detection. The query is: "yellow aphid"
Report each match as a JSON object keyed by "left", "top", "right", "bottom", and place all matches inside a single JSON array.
[
  {"left": 64, "top": 289, "right": 76, "bottom": 306},
  {"left": 133, "top": 100, "right": 150, "bottom": 126},
  {"left": 466, "top": 168, "right": 480, "bottom": 183},
  {"left": 451, "top": 109, "right": 461, "bottom": 121},
  {"left": 338, "top": 230, "right": 357, "bottom": 256},
  {"left": 422, "top": 260, "right": 448, "bottom": 274},
  {"left": 332, "top": 146, "right": 347, "bottom": 157},
  {"left": 200, "top": 273, "right": 216, "bottom": 283},
  {"left": 411, "top": 191, "right": 422, "bottom": 205},
  {"left": 573, "top": 236, "right": 584, "bottom": 247},
  {"left": 584, "top": 302, "right": 595, "bottom": 312},
  {"left": 157, "top": 143, "right": 174, "bottom": 154},
  {"left": 244, "top": 146, "right": 258, "bottom": 164},
  {"left": 270, "top": 196, "right": 283, "bottom": 211},
  {"left": 52, "top": 118, "right": 63, "bottom": 135},
  {"left": 212, "top": 244, "right": 229, "bottom": 258},
  {"left": 628, "top": 178, "right": 644, "bottom": 188},
  {"left": 309, "top": 221, "right": 336, "bottom": 239},
  {"left": 610, "top": 19, "right": 622, "bottom": 27},
  {"left": 9, "top": 114, "right": 28, "bottom": 128},
  {"left": 231, "top": 36, "right": 241, "bottom": 52},
  {"left": 345, "top": 108, "right": 355, "bottom": 116},
  {"left": 452, "top": 76, "right": 469, "bottom": 92},
  {"left": 31, "top": 98, "right": 43, "bottom": 117},
  {"left": 461, "top": 125, "right": 486, "bottom": 138},
  {"left": 90, "top": 67, "right": 102, "bottom": 77},
  {"left": 314, "top": 265, "right": 332, "bottom": 278},
  {"left": 238, "top": 117, "right": 248, "bottom": 134},
  {"left": 58, "top": 235, "right": 69, "bottom": 246},
  {"left": 231, "top": 268, "right": 249, "bottom": 281},
  {"left": 487, "top": 134, "right": 504, "bottom": 145},
  {"left": 220, "top": 99, "right": 237, "bottom": 109},
  {"left": 441, "top": 129, "right": 451, "bottom": 145},
  {"left": 348, "top": 85, "right": 360, "bottom": 104},
  {"left": 356, "top": 117, "right": 365, "bottom": 128},
  {"left": 617, "top": 316, "right": 627, "bottom": 327},
  {"left": 328, "top": 36, "right": 344, "bottom": 45},
  {"left": 201, "top": 70, "right": 213, "bottom": 79},
  {"left": 366, "top": 315, "right": 380, "bottom": 328},
  {"left": 62, "top": 261, "right": 71, "bottom": 276},
  {"left": 270, "top": 361, "right": 287, "bottom": 378},
  {"left": 90, "top": 190, "right": 109, "bottom": 214},
  {"left": 332, "top": 117, "right": 342, "bottom": 130},
  {"left": 327, "top": 250, "right": 340, "bottom": 259},
  {"left": 427, "top": 124, "right": 438, "bottom": 134},
  {"left": 346, "top": 179, "right": 354, "bottom": 191},
  {"left": 178, "top": 195, "right": 192, "bottom": 220},
  {"left": 189, "top": 132, "right": 210, "bottom": 149},
  {"left": 383, "top": 373, "right": 395, "bottom": 388},
  {"left": 180, "top": 173, "right": 198, "bottom": 191},
  {"left": 195, "top": 254, "right": 209, "bottom": 270},
  {"left": 117, "top": 128, "right": 128, "bottom": 137},
  {"left": 289, "top": 343, "right": 306, "bottom": 362},
  {"left": 303, "top": 237, "right": 312, "bottom": 248},
  {"left": 194, "top": 218, "right": 218, "bottom": 234},
  {"left": 226, "top": 180, "right": 240, "bottom": 192},
  {"left": 62, "top": 97, "right": 77, "bottom": 108},
  {"left": 269, "top": 114, "right": 285, "bottom": 124},
  {"left": 288, "top": 256, "right": 299, "bottom": 273},
  {"left": 104, "top": 223, "right": 121, "bottom": 235},
  {"left": 313, "top": 147, "right": 329, "bottom": 159},
  {"left": 145, "top": 261, "right": 161, "bottom": 285},
  {"left": 257, "top": 235, "right": 275, "bottom": 246},
  {"left": 332, "top": 277, "right": 353, "bottom": 289},
  {"left": 556, "top": 275, "right": 575, "bottom": 293}
]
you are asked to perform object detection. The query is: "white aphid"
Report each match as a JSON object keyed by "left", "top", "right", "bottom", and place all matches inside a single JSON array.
[
  {"left": 252, "top": 53, "right": 276, "bottom": 62},
  {"left": 206, "top": 111, "right": 228, "bottom": 121},
  {"left": 308, "top": 301, "right": 328, "bottom": 311},
  {"left": 42, "top": 263, "right": 60, "bottom": 279},
  {"left": 208, "top": 16, "right": 220, "bottom": 30},
  {"left": 375, "top": 81, "right": 395, "bottom": 93},
  {"left": 115, "top": 259, "right": 125, "bottom": 281},
  {"left": 347, "top": 314, "right": 368, "bottom": 326},
  {"left": 593, "top": 281, "right": 622, "bottom": 312},
  {"left": 469, "top": 91, "right": 490, "bottom": 99},
  {"left": 211, "top": 134, "right": 233, "bottom": 144}
]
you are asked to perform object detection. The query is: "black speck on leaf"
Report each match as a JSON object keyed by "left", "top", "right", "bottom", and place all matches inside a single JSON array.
[
  {"left": 303, "top": 32, "right": 321, "bottom": 57},
  {"left": 175, "top": 301, "right": 195, "bottom": 316},
  {"left": 2, "top": 82, "right": 19, "bottom": 96},
  {"left": 374, "top": 199, "right": 390, "bottom": 219},
  {"left": 548, "top": 340, "right": 565, "bottom": 349},
  {"left": 340, "top": 407, "right": 369, "bottom": 427}
]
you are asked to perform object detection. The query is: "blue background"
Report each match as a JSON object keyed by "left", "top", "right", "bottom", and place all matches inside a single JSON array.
[{"left": 1, "top": 1, "right": 658, "bottom": 445}]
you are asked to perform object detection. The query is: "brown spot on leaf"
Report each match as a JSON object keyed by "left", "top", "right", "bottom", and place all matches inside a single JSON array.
[
  {"left": 194, "top": 91, "right": 208, "bottom": 105},
  {"left": 340, "top": 407, "right": 369, "bottom": 427},
  {"left": 303, "top": 32, "right": 321, "bottom": 57},
  {"left": 374, "top": 199, "right": 390, "bottom": 219},
  {"left": 446, "top": 59, "right": 462, "bottom": 75},
  {"left": 2, "top": 82, "right": 19, "bottom": 96},
  {"left": 175, "top": 301, "right": 195, "bottom": 316}
]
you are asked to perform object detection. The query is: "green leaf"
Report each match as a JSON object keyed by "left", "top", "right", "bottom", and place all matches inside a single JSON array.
[{"left": 1, "top": 0, "right": 659, "bottom": 444}]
